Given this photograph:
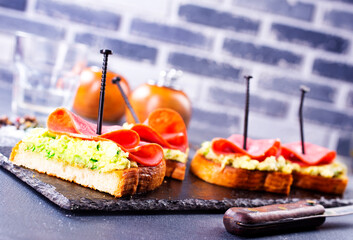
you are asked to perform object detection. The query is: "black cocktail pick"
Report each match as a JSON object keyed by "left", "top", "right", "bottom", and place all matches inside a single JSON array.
[
  {"left": 299, "top": 85, "right": 310, "bottom": 154},
  {"left": 243, "top": 76, "right": 252, "bottom": 150},
  {"left": 112, "top": 77, "right": 140, "bottom": 124},
  {"left": 96, "top": 49, "right": 112, "bottom": 135}
]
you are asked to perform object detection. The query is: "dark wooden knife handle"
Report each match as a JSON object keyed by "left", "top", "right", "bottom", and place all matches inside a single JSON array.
[{"left": 223, "top": 200, "right": 326, "bottom": 237}]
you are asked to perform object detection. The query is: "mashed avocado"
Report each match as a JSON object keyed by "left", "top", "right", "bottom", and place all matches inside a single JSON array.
[
  {"left": 164, "top": 148, "right": 188, "bottom": 163},
  {"left": 297, "top": 162, "right": 347, "bottom": 178},
  {"left": 19, "top": 128, "right": 133, "bottom": 172},
  {"left": 199, "top": 141, "right": 299, "bottom": 174}
]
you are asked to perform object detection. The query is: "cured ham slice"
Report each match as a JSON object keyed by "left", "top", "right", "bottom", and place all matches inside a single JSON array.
[
  {"left": 47, "top": 107, "right": 122, "bottom": 136},
  {"left": 281, "top": 142, "right": 336, "bottom": 166},
  {"left": 100, "top": 130, "right": 140, "bottom": 150},
  {"left": 47, "top": 107, "right": 97, "bottom": 135},
  {"left": 47, "top": 108, "right": 163, "bottom": 166},
  {"left": 131, "top": 108, "right": 188, "bottom": 152},
  {"left": 126, "top": 143, "right": 164, "bottom": 167},
  {"left": 211, "top": 134, "right": 281, "bottom": 161},
  {"left": 129, "top": 108, "right": 189, "bottom": 181}
]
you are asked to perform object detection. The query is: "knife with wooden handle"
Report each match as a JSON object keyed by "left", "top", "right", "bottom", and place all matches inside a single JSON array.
[{"left": 223, "top": 200, "right": 353, "bottom": 237}]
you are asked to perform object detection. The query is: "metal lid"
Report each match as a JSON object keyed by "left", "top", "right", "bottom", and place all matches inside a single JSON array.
[{"left": 148, "top": 69, "right": 183, "bottom": 90}]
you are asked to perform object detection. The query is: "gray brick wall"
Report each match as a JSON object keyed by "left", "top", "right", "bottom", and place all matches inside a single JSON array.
[{"left": 0, "top": 0, "right": 352, "bottom": 157}]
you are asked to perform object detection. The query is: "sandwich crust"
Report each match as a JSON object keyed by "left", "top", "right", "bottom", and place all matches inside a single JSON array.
[
  {"left": 137, "top": 159, "right": 166, "bottom": 193},
  {"left": 190, "top": 153, "right": 293, "bottom": 195},
  {"left": 10, "top": 141, "right": 165, "bottom": 198},
  {"left": 165, "top": 160, "right": 186, "bottom": 181},
  {"left": 292, "top": 172, "right": 348, "bottom": 195}
]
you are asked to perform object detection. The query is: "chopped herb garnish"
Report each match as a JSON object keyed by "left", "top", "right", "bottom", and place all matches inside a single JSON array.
[
  {"left": 47, "top": 152, "right": 55, "bottom": 158},
  {"left": 25, "top": 143, "right": 35, "bottom": 151},
  {"left": 37, "top": 144, "right": 45, "bottom": 151},
  {"left": 203, "top": 148, "right": 210, "bottom": 156}
]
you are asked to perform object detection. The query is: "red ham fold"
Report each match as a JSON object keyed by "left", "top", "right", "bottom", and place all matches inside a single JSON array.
[
  {"left": 211, "top": 134, "right": 281, "bottom": 161},
  {"left": 281, "top": 142, "right": 336, "bottom": 166},
  {"left": 130, "top": 108, "right": 188, "bottom": 153},
  {"left": 47, "top": 108, "right": 163, "bottom": 166}
]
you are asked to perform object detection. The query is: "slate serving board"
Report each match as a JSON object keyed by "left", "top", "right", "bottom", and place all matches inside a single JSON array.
[{"left": 1, "top": 146, "right": 353, "bottom": 212}]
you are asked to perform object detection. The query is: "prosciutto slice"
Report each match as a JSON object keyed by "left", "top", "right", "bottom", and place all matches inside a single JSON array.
[
  {"left": 131, "top": 108, "right": 188, "bottom": 153},
  {"left": 211, "top": 134, "right": 281, "bottom": 161},
  {"left": 281, "top": 142, "right": 336, "bottom": 166},
  {"left": 47, "top": 108, "right": 163, "bottom": 166}
]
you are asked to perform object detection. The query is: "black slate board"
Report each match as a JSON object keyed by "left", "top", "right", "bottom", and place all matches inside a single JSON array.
[{"left": 1, "top": 146, "right": 353, "bottom": 212}]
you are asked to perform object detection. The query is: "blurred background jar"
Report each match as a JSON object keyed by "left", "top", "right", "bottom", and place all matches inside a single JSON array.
[
  {"left": 12, "top": 32, "right": 87, "bottom": 122},
  {"left": 126, "top": 69, "right": 192, "bottom": 127},
  {"left": 73, "top": 66, "right": 130, "bottom": 122}
]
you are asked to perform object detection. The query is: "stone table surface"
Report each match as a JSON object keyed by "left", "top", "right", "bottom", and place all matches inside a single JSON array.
[{"left": 1, "top": 88, "right": 353, "bottom": 240}]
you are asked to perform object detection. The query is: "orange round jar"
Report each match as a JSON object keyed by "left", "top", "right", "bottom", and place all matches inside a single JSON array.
[
  {"left": 73, "top": 66, "right": 130, "bottom": 122},
  {"left": 126, "top": 69, "right": 192, "bottom": 127}
]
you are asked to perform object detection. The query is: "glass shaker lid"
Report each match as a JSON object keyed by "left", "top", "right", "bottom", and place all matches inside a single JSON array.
[{"left": 148, "top": 69, "right": 183, "bottom": 90}]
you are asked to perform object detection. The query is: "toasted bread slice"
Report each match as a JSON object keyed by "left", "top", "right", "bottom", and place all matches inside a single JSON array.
[
  {"left": 137, "top": 160, "right": 166, "bottom": 193},
  {"left": 10, "top": 141, "right": 165, "bottom": 198},
  {"left": 292, "top": 172, "right": 348, "bottom": 195},
  {"left": 190, "top": 153, "right": 293, "bottom": 195},
  {"left": 165, "top": 159, "right": 186, "bottom": 180}
]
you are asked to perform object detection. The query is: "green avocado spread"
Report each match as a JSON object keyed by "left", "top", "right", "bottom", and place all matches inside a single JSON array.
[
  {"left": 297, "top": 162, "right": 347, "bottom": 179},
  {"left": 199, "top": 141, "right": 299, "bottom": 174},
  {"left": 19, "top": 128, "right": 134, "bottom": 172},
  {"left": 163, "top": 148, "right": 188, "bottom": 163}
]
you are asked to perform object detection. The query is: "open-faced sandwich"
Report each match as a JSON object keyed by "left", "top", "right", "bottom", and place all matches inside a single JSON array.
[
  {"left": 10, "top": 108, "right": 165, "bottom": 198},
  {"left": 281, "top": 142, "right": 348, "bottom": 194},
  {"left": 125, "top": 108, "right": 189, "bottom": 181},
  {"left": 190, "top": 134, "right": 299, "bottom": 195}
]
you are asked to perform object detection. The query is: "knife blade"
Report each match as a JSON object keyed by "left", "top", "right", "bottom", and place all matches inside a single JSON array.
[{"left": 223, "top": 200, "right": 353, "bottom": 237}]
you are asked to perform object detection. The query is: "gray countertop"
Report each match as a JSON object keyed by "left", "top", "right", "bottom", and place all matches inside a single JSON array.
[
  {"left": 1, "top": 87, "right": 353, "bottom": 240},
  {"left": 1, "top": 167, "right": 353, "bottom": 240}
]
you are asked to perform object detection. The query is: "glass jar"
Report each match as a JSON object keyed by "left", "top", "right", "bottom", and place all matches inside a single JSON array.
[{"left": 126, "top": 69, "right": 192, "bottom": 127}]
